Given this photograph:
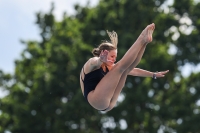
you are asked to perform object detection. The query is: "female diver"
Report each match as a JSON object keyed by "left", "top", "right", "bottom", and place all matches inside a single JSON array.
[{"left": 80, "top": 23, "right": 169, "bottom": 111}]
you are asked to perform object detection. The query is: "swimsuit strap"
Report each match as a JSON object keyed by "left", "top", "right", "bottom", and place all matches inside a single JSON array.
[
  {"left": 105, "top": 66, "right": 109, "bottom": 72},
  {"left": 81, "top": 66, "right": 86, "bottom": 82}
]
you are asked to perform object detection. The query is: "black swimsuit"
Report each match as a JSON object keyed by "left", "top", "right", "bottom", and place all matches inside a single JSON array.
[{"left": 81, "top": 66, "right": 109, "bottom": 108}]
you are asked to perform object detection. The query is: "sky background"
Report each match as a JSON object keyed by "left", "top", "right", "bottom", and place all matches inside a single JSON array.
[
  {"left": 0, "top": 0, "right": 98, "bottom": 74},
  {"left": 0, "top": 0, "right": 200, "bottom": 77}
]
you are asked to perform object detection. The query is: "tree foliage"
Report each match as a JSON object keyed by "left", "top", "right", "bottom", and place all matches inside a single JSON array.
[{"left": 0, "top": 0, "right": 200, "bottom": 133}]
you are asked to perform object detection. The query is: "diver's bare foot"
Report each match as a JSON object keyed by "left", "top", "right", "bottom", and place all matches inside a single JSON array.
[{"left": 139, "top": 23, "right": 155, "bottom": 44}]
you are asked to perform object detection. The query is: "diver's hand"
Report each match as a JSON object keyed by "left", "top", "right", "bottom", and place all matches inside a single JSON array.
[
  {"left": 100, "top": 50, "right": 112, "bottom": 63},
  {"left": 154, "top": 70, "right": 169, "bottom": 78}
]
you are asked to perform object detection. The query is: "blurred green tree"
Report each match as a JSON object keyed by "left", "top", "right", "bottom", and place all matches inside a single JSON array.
[{"left": 0, "top": 0, "right": 200, "bottom": 133}]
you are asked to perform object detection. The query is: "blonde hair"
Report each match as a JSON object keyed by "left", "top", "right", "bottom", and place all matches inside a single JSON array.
[
  {"left": 92, "top": 30, "right": 118, "bottom": 57},
  {"left": 106, "top": 30, "right": 118, "bottom": 48}
]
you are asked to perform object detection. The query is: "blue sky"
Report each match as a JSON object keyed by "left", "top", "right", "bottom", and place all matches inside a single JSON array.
[{"left": 0, "top": 0, "right": 98, "bottom": 74}]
